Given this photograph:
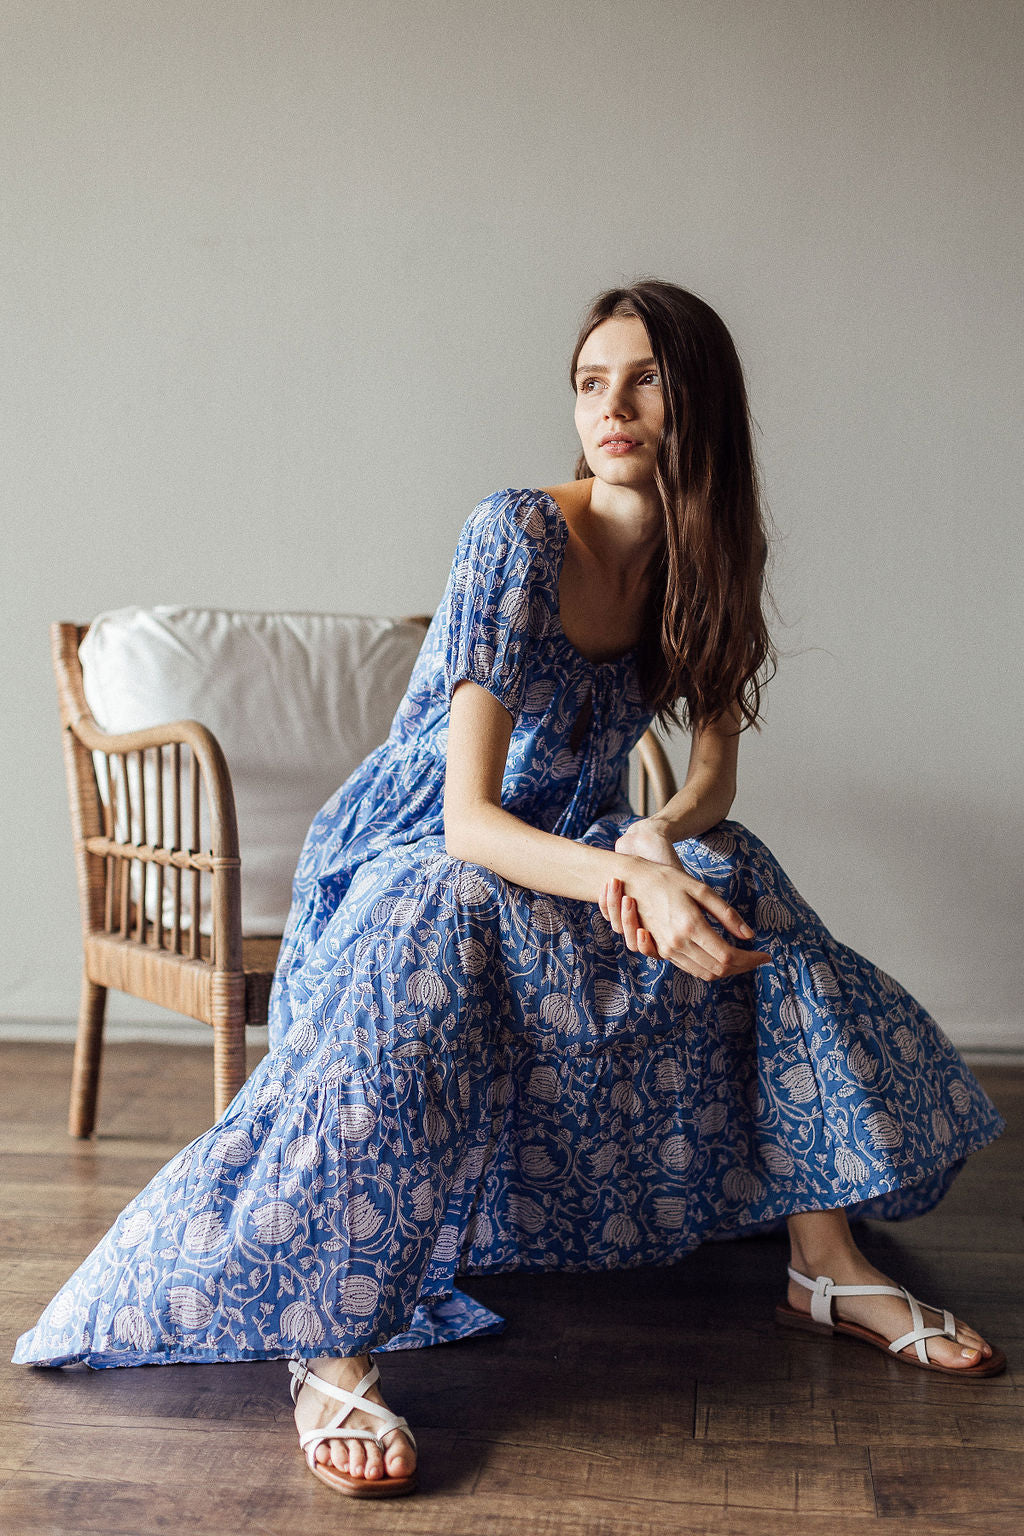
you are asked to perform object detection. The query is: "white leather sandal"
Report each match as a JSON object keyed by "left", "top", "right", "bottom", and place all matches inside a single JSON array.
[
  {"left": 775, "top": 1265, "right": 1005, "bottom": 1377},
  {"left": 289, "top": 1357, "right": 418, "bottom": 1497}
]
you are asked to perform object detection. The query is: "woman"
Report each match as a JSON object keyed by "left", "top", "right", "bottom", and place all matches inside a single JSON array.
[{"left": 15, "top": 281, "right": 1005, "bottom": 1501}]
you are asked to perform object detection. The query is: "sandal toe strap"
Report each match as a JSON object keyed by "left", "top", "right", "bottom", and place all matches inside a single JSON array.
[
  {"left": 888, "top": 1292, "right": 958, "bottom": 1362},
  {"left": 290, "top": 1357, "right": 418, "bottom": 1461}
]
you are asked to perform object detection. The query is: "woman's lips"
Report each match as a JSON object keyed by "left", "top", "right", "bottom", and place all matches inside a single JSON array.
[{"left": 600, "top": 436, "right": 639, "bottom": 455}]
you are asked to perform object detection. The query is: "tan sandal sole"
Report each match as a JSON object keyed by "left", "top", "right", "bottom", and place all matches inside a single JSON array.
[{"left": 307, "top": 1457, "right": 418, "bottom": 1498}]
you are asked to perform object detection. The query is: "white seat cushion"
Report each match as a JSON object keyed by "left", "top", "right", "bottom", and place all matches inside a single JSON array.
[{"left": 80, "top": 606, "right": 427, "bottom": 935}]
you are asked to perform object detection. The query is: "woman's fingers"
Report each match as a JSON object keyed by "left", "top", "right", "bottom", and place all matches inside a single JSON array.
[
  {"left": 601, "top": 874, "right": 769, "bottom": 977},
  {"left": 621, "top": 896, "right": 641, "bottom": 951},
  {"left": 687, "top": 883, "right": 756, "bottom": 941},
  {"left": 603, "top": 877, "right": 626, "bottom": 936},
  {"left": 635, "top": 927, "right": 664, "bottom": 960}
]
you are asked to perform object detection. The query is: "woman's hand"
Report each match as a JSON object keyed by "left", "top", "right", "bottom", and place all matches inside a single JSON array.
[
  {"left": 613, "top": 816, "right": 687, "bottom": 871},
  {"left": 599, "top": 846, "right": 770, "bottom": 982}
]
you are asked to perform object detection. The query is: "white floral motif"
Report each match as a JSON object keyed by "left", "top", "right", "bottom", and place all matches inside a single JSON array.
[
  {"left": 659, "top": 1135, "right": 695, "bottom": 1171},
  {"left": 410, "top": 1181, "right": 434, "bottom": 1219},
  {"left": 865, "top": 1112, "right": 903, "bottom": 1149},
  {"left": 509, "top": 1194, "right": 546, "bottom": 1233},
  {"left": 653, "top": 1198, "right": 686, "bottom": 1228},
  {"left": 610, "top": 1082, "right": 642, "bottom": 1116},
  {"left": 723, "top": 1168, "right": 764, "bottom": 1203},
  {"left": 168, "top": 1287, "right": 214, "bottom": 1330},
  {"left": 183, "top": 1212, "right": 229, "bottom": 1253},
  {"left": 457, "top": 937, "right": 488, "bottom": 975},
  {"left": 284, "top": 1017, "right": 317, "bottom": 1055},
  {"left": 847, "top": 1042, "right": 878, "bottom": 1083},
  {"left": 931, "top": 1109, "right": 952, "bottom": 1146},
  {"left": 780, "top": 994, "right": 812, "bottom": 1034},
  {"left": 343, "top": 1194, "right": 386, "bottom": 1241},
  {"left": 117, "top": 1210, "right": 153, "bottom": 1248},
  {"left": 250, "top": 1203, "right": 300, "bottom": 1243},
  {"left": 947, "top": 1079, "right": 971, "bottom": 1116},
  {"left": 779, "top": 1064, "right": 819, "bottom": 1103},
  {"left": 755, "top": 893, "right": 794, "bottom": 932},
  {"left": 280, "top": 1301, "right": 325, "bottom": 1345},
  {"left": 453, "top": 868, "right": 493, "bottom": 906},
  {"left": 431, "top": 1226, "right": 461, "bottom": 1263},
  {"left": 655, "top": 1058, "right": 687, "bottom": 1091},
  {"left": 761, "top": 1145, "right": 795, "bottom": 1176},
  {"left": 112, "top": 1306, "right": 154, "bottom": 1349},
  {"left": 285, "top": 1135, "right": 320, "bottom": 1170},
  {"left": 602, "top": 1214, "right": 639, "bottom": 1247},
  {"left": 595, "top": 981, "right": 629, "bottom": 1018},
  {"left": 531, "top": 898, "right": 564, "bottom": 934},
  {"left": 834, "top": 1146, "right": 869, "bottom": 1184},
  {"left": 540, "top": 994, "right": 579, "bottom": 1032},
  {"left": 527, "top": 1066, "right": 559, "bottom": 1101},
  {"left": 210, "top": 1128, "right": 255, "bottom": 1165},
  {"left": 699, "top": 1102, "right": 729, "bottom": 1136},
  {"left": 520, "top": 1146, "right": 559, "bottom": 1179},
  {"left": 892, "top": 1025, "right": 918, "bottom": 1063},
  {"left": 407, "top": 970, "right": 449, "bottom": 1008},
  {"left": 339, "top": 1275, "right": 381, "bottom": 1315},
  {"left": 809, "top": 962, "right": 841, "bottom": 997},
  {"left": 338, "top": 1104, "right": 376, "bottom": 1140}
]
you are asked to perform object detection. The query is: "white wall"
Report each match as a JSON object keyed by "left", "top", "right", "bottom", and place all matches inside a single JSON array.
[{"left": 3, "top": 0, "right": 1022, "bottom": 1046}]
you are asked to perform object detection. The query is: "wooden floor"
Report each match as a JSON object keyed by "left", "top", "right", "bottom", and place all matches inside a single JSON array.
[{"left": 2, "top": 1041, "right": 1022, "bottom": 1536}]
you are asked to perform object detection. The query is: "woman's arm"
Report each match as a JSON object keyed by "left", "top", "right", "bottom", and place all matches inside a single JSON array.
[
  {"left": 619, "top": 706, "right": 741, "bottom": 859},
  {"left": 443, "top": 681, "right": 767, "bottom": 980},
  {"left": 605, "top": 706, "right": 745, "bottom": 961}
]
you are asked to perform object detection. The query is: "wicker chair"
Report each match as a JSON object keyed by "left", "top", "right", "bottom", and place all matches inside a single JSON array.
[{"left": 52, "top": 618, "right": 678, "bottom": 1138}]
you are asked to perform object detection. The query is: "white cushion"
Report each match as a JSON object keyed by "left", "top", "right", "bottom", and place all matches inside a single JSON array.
[{"left": 80, "top": 606, "right": 427, "bottom": 935}]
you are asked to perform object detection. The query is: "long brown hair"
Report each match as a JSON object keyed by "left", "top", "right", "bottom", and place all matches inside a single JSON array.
[{"left": 570, "top": 280, "right": 776, "bottom": 734}]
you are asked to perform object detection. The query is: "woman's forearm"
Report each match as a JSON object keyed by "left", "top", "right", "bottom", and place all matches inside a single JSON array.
[
  {"left": 646, "top": 716, "right": 739, "bottom": 842},
  {"left": 444, "top": 801, "right": 649, "bottom": 905},
  {"left": 646, "top": 779, "right": 735, "bottom": 843}
]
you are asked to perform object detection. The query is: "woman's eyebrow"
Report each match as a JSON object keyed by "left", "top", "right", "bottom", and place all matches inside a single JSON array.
[{"left": 575, "top": 356, "right": 657, "bottom": 376}]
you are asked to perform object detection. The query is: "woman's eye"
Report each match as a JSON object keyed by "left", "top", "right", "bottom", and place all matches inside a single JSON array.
[
  {"left": 578, "top": 378, "right": 602, "bottom": 394},
  {"left": 639, "top": 371, "right": 660, "bottom": 386}
]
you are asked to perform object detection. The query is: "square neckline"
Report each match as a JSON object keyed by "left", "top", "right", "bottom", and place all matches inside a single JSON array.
[{"left": 533, "top": 488, "right": 640, "bottom": 671}]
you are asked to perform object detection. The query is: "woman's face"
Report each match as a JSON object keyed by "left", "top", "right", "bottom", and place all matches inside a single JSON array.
[{"left": 573, "top": 315, "right": 664, "bottom": 491}]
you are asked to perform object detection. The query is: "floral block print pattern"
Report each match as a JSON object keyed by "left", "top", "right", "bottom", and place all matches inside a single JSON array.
[{"left": 15, "top": 489, "right": 1003, "bottom": 1369}]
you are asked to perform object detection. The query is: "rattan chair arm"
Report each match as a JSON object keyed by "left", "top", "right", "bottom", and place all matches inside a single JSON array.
[
  {"left": 63, "top": 713, "right": 241, "bottom": 862},
  {"left": 53, "top": 623, "right": 244, "bottom": 973}
]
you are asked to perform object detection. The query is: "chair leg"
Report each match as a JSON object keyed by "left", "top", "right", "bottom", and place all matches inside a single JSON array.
[
  {"left": 212, "top": 1020, "right": 246, "bottom": 1119},
  {"left": 69, "top": 975, "right": 107, "bottom": 1138}
]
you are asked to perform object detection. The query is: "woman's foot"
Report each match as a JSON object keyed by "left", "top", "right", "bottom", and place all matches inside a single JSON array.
[
  {"left": 784, "top": 1254, "right": 993, "bottom": 1368},
  {"left": 291, "top": 1354, "right": 417, "bottom": 1482},
  {"left": 786, "top": 1208, "right": 995, "bottom": 1371}
]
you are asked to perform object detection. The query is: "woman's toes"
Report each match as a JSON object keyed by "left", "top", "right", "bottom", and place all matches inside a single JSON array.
[
  {"left": 384, "top": 1434, "right": 415, "bottom": 1477},
  {"left": 920, "top": 1334, "right": 981, "bottom": 1368},
  {"left": 362, "top": 1443, "right": 385, "bottom": 1480},
  {"left": 345, "top": 1439, "right": 367, "bottom": 1477}
]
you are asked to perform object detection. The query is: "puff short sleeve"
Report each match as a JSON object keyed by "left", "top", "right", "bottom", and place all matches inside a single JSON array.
[{"left": 443, "top": 488, "right": 560, "bottom": 722}]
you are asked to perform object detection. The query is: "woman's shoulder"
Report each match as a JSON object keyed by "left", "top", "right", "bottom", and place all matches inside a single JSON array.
[
  {"left": 463, "top": 485, "right": 564, "bottom": 547},
  {"left": 469, "top": 480, "right": 594, "bottom": 534}
]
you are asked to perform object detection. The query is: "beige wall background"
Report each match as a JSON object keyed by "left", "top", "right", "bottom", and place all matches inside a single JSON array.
[{"left": 3, "top": 0, "right": 1022, "bottom": 1048}]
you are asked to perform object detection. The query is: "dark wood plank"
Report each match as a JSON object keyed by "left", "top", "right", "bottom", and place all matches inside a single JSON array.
[{"left": 871, "top": 1446, "right": 1024, "bottom": 1517}]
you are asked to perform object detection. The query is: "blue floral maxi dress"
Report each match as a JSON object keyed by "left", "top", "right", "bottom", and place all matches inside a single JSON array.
[{"left": 15, "top": 488, "right": 1004, "bottom": 1369}]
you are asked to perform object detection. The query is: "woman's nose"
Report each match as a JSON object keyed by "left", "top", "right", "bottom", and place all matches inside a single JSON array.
[{"left": 603, "top": 382, "right": 634, "bottom": 419}]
